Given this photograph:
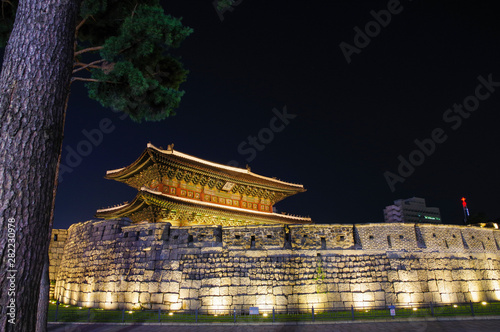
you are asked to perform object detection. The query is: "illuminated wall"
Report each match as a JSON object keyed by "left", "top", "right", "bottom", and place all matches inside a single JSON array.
[
  {"left": 53, "top": 220, "right": 500, "bottom": 311},
  {"left": 48, "top": 229, "right": 68, "bottom": 299}
]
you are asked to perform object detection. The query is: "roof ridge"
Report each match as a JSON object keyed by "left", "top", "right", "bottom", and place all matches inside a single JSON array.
[{"left": 147, "top": 143, "right": 304, "bottom": 189}]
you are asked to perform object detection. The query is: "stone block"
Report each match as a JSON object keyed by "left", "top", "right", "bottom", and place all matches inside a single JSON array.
[
  {"left": 327, "top": 283, "right": 338, "bottom": 292},
  {"left": 396, "top": 293, "right": 410, "bottom": 304},
  {"left": 164, "top": 293, "right": 179, "bottom": 303},
  {"left": 124, "top": 292, "right": 139, "bottom": 304},
  {"left": 338, "top": 283, "right": 350, "bottom": 292},
  {"left": 220, "top": 277, "right": 231, "bottom": 286},
  {"left": 275, "top": 295, "right": 287, "bottom": 306},
  {"left": 201, "top": 296, "right": 212, "bottom": 306},
  {"left": 219, "top": 286, "right": 229, "bottom": 296},
  {"left": 362, "top": 292, "right": 374, "bottom": 302},
  {"left": 349, "top": 283, "right": 360, "bottom": 292},
  {"left": 340, "top": 293, "right": 352, "bottom": 302},
  {"left": 367, "top": 282, "right": 381, "bottom": 292},
  {"left": 298, "top": 294, "right": 309, "bottom": 304},
  {"left": 398, "top": 270, "right": 417, "bottom": 282},
  {"left": 247, "top": 286, "right": 257, "bottom": 295},
  {"left": 387, "top": 270, "right": 398, "bottom": 282},
  {"left": 150, "top": 293, "right": 163, "bottom": 304},
  {"left": 139, "top": 292, "right": 150, "bottom": 304},
  {"left": 139, "top": 282, "right": 149, "bottom": 293},
  {"left": 410, "top": 292, "right": 424, "bottom": 303},
  {"left": 327, "top": 292, "right": 341, "bottom": 302},
  {"left": 368, "top": 291, "right": 383, "bottom": 301},
  {"left": 199, "top": 287, "right": 210, "bottom": 297},
  {"left": 166, "top": 282, "right": 179, "bottom": 294},
  {"left": 232, "top": 296, "right": 244, "bottom": 305},
  {"left": 179, "top": 288, "right": 190, "bottom": 299},
  {"left": 189, "top": 289, "right": 199, "bottom": 298},
  {"left": 243, "top": 295, "right": 256, "bottom": 305},
  {"left": 443, "top": 270, "right": 453, "bottom": 281},
  {"left": 257, "top": 286, "right": 268, "bottom": 295},
  {"left": 352, "top": 292, "right": 363, "bottom": 303},
  {"left": 219, "top": 296, "right": 232, "bottom": 306},
  {"left": 428, "top": 280, "right": 438, "bottom": 293},
  {"left": 209, "top": 287, "right": 219, "bottom": 296},
  {"left": 273, "top": 286, "right": 283, "bottom": 295}
]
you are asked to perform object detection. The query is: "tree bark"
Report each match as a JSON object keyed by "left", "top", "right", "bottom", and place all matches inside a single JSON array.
[
  {"left": 0, "top": 1, "right": 81, "bottom": 331},
  {"left": 35, "top": 254, "right": 49, "bottom": 332}
]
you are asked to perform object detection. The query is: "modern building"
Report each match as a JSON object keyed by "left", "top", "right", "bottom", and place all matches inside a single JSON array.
[
  {"left": 383, "top": 197, "right": 441, "bottom": 223},
  {"left": 96, "top": 143, "right": 312, "bottom": 226}
]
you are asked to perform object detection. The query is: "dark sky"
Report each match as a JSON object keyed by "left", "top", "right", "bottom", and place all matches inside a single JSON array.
[{"left": 47, "top": 0, "right": 500, "bottom": 229}]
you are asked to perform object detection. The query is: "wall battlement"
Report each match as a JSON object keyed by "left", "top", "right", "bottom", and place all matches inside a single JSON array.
[{"left": 53, "top": 219, "right": 500, "bottom": 312}]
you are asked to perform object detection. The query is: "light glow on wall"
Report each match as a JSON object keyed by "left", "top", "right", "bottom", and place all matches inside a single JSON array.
[
  {"left": 471, "top": 292, "right": 482, "bottom": 302},
  {"left": 170, "top": 302, "right": 182, "bottom": 311},
  {"left": 103, "top": 302, "right": 117, "bottom": 310}
]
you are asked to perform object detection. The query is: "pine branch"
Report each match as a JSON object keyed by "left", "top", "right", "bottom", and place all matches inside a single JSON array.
[
  {"left": 75, "top": 16, "right": 88, "bottom": 36},
  {"left": 131, "top": 3, "right": 138, "bottom": 18},
  {"left": 74, "top": 16, "right": 88, "bottom": 55},
  {"left": 71, "top": 77, "right": 119, "bottom": 84},
  {"left": 74, "top": 46, "right": 104, "bottom": 56},
  {"left": 73, "top": 59, "right": 106, "bottom": 74},
  {"left": 2, "top": 0, "right": 14, "bottom": 20}
]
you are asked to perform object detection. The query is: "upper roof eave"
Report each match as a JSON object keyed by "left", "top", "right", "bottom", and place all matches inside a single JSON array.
[{"left": 104, "top": 143, "right": 306, "bottom": 191}]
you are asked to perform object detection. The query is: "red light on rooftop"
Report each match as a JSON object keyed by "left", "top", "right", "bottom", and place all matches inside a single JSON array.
[{"left": 461, "top": 197, "right": 467, "bottom": 207}]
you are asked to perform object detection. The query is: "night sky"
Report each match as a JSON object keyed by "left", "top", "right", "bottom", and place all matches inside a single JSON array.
[{"left": 41, "top": 0, "right": 500, "bottom": 229}]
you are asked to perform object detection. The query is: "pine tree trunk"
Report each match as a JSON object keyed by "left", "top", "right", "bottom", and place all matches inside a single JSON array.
[
  {"left": 36, "top": 254, "right": 50, "bottom": 332},
  {"left": 0, "top": 1, "right": 81, "bottom": 331}
]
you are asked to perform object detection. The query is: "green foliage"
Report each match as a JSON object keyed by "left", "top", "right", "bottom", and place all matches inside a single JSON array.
[
  {"left": 315, "top": 257, "right": 326, "bottom": 293},
  {"left": 1, "top": 0, "right": 192, "bottom": 122},
  {"left": 83, "top": 2, "right": 192, "bottom": 122},
  {"left": 88, "top": 57, "right": 186, "bottom": 121},
  {"left": 0, "top": 0, "right": 18, "bottom": 47}
]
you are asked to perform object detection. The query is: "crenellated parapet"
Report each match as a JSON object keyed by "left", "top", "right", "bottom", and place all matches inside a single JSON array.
[
  {"left": 53, "top": 220, "right": 500, "bottom": 255},
  {"left": 288, "top": 224, "right": 355, "bottom": 250},
  {"left": 223, "top": 225, "right": 285, "bottom": 250}
]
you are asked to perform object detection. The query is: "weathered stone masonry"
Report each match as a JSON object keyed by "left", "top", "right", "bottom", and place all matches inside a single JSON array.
[
  {"left": 53, "top": 220, "right": 500, "bottom": 312},
  {"left": 48, "top": 229, "right": 68, "bottom": 298}
]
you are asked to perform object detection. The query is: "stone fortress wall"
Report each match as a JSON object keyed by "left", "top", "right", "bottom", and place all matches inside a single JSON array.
[
  {"left": 48, "top": 229, "right": 68, "bottom": 298},
  {"left": 53, "top": 219, "right": 500, "bottom": 312}
]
